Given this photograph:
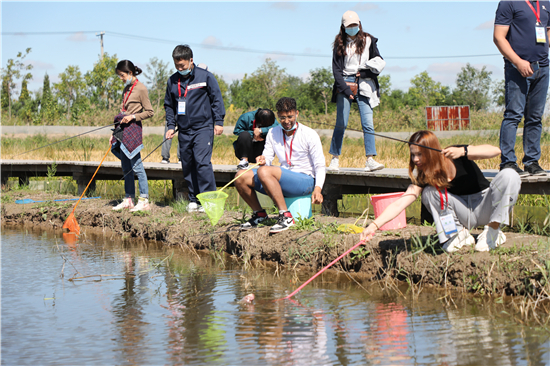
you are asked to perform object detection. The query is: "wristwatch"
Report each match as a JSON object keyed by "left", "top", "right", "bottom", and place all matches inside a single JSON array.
[{"left": 464, "top": 145, "right": 468, "bottom": 158}]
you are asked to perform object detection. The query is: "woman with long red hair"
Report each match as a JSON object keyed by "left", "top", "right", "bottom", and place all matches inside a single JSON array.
[{"left": 360, "top": 131, "right": 521, "bottom": 252}]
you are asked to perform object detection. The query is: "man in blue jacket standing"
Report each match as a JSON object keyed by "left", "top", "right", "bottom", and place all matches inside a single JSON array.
[
  {"left": 165, "top": 45, "right": 226, "bottom": 212},
  {"left": 233, "top": 108, "right": 278, "bottom": 170}
]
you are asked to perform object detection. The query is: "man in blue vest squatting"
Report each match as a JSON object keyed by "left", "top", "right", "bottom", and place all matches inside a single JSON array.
[
  {"left": 234, "top": 97, "right": 326, "bottom": 233},
  {"left": 233, "top": 108, "right": 279, "bottom": 170},
  {"left": 164, "top": 45, "right": 226, "bottom": 212}
]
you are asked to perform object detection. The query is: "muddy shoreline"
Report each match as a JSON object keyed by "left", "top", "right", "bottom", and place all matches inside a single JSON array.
[{"left": 2, "top": 190, "right": 549, "bottom": 308}]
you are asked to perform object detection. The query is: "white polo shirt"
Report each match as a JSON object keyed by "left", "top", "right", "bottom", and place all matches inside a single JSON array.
[{"left": 262, "top": 123, "right": 326, "bottom": 189}]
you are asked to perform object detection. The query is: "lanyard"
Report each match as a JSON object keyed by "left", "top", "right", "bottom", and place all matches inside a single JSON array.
[
  {"left": 437, "top": 187, "right": 449, "bottom": 211},
  {"left": 252, "top": 119, "right": 256, "bottom": 130},
  {"left": 282, "top": 123, "right": 298, "bottom": 166},
  {"left": 178, "top": 78, "right": 190, "bottom": 99},
  {"left": 122, "top": 79, "right": 138, "bottom": 112},
  {"left": 526, "top": 0, "right": 541, "bottom": 24}
]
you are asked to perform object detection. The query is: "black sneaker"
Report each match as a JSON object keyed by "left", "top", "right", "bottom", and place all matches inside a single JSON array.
[
  {"left": 240, "top": 210, "right": 268, "bottom": 230},
  {"left": 524, "top": 162, "right": 548, "bottom": 176},
  {"left": 269, "top": 211, "right": 295, "bottom": 233},
  {"left": 500, "top": 162, "right": 528, "bottom": 176}
]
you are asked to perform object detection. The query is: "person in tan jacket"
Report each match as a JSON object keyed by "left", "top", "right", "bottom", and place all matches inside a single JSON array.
[{"left": 110, "top": 60, "right": 154, "bottom": 212}]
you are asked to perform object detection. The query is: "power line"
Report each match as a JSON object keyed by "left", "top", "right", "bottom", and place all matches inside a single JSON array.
[
  {"left": 3, "top": 30, "right": 502, "bottom": 59},
  {"left": 3, "top": 31, "right": 101, "bottom": 35}
]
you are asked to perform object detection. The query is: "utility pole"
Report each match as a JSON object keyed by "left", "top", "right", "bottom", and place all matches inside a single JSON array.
[{"left": 96, "top": 31, "right": 105, "bottom": 58}]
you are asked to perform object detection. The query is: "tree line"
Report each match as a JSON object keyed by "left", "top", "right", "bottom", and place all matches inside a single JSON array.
[{"left": 1, "top": 48, "right": 504, "bottom": 125}]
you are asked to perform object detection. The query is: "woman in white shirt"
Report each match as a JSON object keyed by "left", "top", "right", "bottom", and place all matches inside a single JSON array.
[{"left": 328, "top": 10, "right": 386, "bottom": 172}]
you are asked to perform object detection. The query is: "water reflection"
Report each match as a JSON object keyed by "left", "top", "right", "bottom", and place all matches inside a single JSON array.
[{"left": 1, "top": 226, "right": 549, "bottom": 365}]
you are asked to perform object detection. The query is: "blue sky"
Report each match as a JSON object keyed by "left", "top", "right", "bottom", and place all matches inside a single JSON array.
[{"left": 2, "top": 1, "right": 502, "bottom": 97}]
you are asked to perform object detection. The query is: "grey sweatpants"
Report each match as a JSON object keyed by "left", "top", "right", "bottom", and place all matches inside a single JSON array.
[
  {"left": 161, "top": 125, "right": 180, "bottom": 161},
  {"left": 421, "top": 169, "right": 521, "bottom": 243}
]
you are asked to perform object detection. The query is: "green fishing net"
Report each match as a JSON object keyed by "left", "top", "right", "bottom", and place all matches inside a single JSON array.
[{"left": 196, "top": 191, "right": 229, "bottom": 226}]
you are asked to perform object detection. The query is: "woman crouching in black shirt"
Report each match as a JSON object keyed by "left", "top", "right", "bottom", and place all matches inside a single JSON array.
[{"left": 360, "top": 130, "right": 521, "bottom": 253}]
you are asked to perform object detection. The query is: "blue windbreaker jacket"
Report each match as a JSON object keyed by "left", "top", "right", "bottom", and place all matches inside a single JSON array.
[{"left": 164, "top": 65, "right": 225, "bottom": 131}]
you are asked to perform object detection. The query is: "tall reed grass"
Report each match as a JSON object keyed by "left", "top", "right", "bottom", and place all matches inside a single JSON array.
[
  {"left": 6, "top": 105, "right": 544, "bottom": 132},
  {"left": 3, "top": 132, "right": 549, "bottom": 171}
]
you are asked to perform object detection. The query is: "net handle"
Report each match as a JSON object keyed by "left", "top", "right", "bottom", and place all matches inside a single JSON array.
[{"left": 220, "top": 163, "right": 260, "bottom": 192}]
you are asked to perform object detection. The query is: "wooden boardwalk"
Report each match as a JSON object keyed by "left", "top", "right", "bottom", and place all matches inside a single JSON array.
[{"left": 1, "top": 159, "right": 549, "bottom": 216}]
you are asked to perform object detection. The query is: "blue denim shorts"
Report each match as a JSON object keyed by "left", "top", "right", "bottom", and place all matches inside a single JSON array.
[{"left": 253, "top": 167, "right": 314, "bottom": 197}]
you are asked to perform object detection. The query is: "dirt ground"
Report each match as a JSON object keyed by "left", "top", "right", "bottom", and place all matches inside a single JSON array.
[{"left": 2, "top": 190, "right": 550, "bottom": 302}]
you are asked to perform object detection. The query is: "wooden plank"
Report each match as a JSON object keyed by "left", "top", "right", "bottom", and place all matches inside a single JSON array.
[{"left": 1, "top": 160, "right": 549, "bottom": 215}]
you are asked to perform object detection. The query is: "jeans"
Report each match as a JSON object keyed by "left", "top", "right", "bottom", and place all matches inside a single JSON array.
[
  {"left": 329, "top": 77, "right": 377, "bottom": 157},
  {"left": 161, "top": 125, "right": 180, "bottom": 161},
  {"left": 500, "top": 61, "right": 549, "bottom": 167},
  {"left": 111, "top": 142, "right": 149, "bottom": 198}
]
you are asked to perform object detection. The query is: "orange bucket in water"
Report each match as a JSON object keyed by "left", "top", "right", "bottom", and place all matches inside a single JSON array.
[{"left": 370, "top": 192, "right": 407, "bottom": 231}]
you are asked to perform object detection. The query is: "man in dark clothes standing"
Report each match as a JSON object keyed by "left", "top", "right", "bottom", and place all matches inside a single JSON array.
[
  {"left": 164, "top": 45, "right": 226, "bottom": 212},
  {"left": 233, "top": 108, "right": 278, "bottom": 170},
  {"left": 494, "top": 0, "right": 550, "bottom": 176}
]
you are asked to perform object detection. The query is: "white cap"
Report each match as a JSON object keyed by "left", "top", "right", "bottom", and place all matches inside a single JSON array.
[{"left": 342, "top": 10, "right": 360, "bottom": 27}]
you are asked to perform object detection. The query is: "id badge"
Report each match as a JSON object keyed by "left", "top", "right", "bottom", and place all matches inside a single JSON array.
[
  {"left": 536, "top": 25, "right": 546, "bottom": 43},
  {"left": 178, "top": 99, "right": 186, "bottom": 115},
  {"left": 440, "top": 210, "right": 458, "bottom": 237}
]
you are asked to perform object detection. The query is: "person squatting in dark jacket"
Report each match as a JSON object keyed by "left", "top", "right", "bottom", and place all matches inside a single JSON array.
[
  {"left": 233, "top": 108, "right": 279, "bottom": 170},
  {"left": 164, "top": 44, "right": 226, "bottom": 213}
]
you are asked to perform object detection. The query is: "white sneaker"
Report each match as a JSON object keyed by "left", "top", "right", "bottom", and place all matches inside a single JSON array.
[
  {"left": 365, "top": 157, "right": 384, "bottom": 172},
  {"left": 327, "top": 156, "right": 339, "bottom": 170},
  {"left": 237, "top": 159, "right": 249, "bottom": 170},
  {"left": 269, "top": 211, "right": 295, "bottom": 233},
  {"left": 130, "top": 198, "right": 150, "bottom": 212},
  {"left": 442, "top": 228, "right": 475, "bottom": 253},
  {"left": 161, "top": 159, "right": 169, "bottom": 164},
  {"left": 112, "top": 197, "right": 134, "bottom": 211},
  {"left": 187, "top": 202, "right": 205, "bottom": 213},
  {"left": 475, "top": 226, "right": 506, "bottom": 252}
]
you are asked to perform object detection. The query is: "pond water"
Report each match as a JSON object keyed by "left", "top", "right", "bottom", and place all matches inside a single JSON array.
[{"left": 2, "top": 226, "right": 549, "bottom": 365}]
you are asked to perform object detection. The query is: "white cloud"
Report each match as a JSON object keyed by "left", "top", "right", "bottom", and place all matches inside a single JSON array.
[
  {"left": 298, "top": 71, "right": 311, "bottom": 81},
  {"left": 428, "top": 62, "right": 465, "bottom": 74},
  {"left": 261, "top": 53, "right": 295, "bottom": 63},
  {"left": 302, "top": 47, "right": 324, "bottom": 55},
  {"left": 28, "top": 60, "right": 55, "bottom": 70},
  {"left": 202, "top": 36, "right": 222, "bottom": 47},
  {"left": 427, "top": 62, "right": 500, "bottom": 85},
  {"left": 352, "top": 3, "right": 380, "bottom": 12},
  {"left": 270, "top": 2, "right": 297, "bottom": 11},
  {"left": 220, "top": 72, "right": 245, "bottom": 83},
  {"left": 475, "top": 19, "right": 494, "bottom": 30},
  {"left": 67, "top": 32, "right": 93, "bottom": 42},
  {"left": 385, "top": 65, "right": 418, "bottom": 73}
]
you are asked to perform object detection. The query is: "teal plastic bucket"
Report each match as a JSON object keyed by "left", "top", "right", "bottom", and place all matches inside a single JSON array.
[{"left": 284, "top": 194, "right": 312, "bottom": 219}]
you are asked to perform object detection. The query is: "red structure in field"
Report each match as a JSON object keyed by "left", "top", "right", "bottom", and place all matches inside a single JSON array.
[{"left": 425, "top": 105, "right": 470, "bottom": 130}]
